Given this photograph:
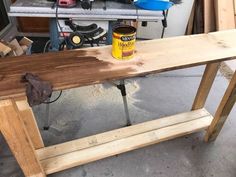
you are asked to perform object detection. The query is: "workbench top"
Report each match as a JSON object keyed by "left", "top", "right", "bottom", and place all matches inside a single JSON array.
[
  {"left": 9, "top": 0, "right": 163, "bottom": 20},
  {"left": 0, "top": 30, "right": 236, "bottom": 100}
]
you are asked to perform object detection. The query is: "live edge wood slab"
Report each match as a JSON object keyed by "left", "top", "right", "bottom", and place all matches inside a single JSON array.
[{"left": 0, "top": 30, "right": 236, "bottom": 177}]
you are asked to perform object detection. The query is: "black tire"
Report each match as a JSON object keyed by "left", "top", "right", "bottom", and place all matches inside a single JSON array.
[{"left": 68, "top": 32, "right": 85, "bottom": 48}]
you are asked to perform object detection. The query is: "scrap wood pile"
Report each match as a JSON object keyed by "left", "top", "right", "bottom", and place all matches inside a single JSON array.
[
  {"left": 186, "top": 0, "right": 236, "bottom": 80},
  {"left": 0, "top": 37, "right": 32, "bottom": 58}
]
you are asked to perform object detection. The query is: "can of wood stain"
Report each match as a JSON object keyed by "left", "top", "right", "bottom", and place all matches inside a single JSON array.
[{"left": 112, "top": 25, "right": 136, "bottom": 60}]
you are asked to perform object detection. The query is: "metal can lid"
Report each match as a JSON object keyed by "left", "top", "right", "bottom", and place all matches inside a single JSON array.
[{"left": 113, "top": 25, "right": 136, "bottom": 35}]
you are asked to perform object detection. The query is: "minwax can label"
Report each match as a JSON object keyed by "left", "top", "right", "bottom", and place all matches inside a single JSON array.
[{"left": 112, "top": 26, "right": 136, "bottom": 60}]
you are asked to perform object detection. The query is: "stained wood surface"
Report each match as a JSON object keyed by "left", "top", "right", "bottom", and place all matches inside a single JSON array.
[
  {"left": 1, "top": 30, "right": 236, "bottom": 100},
  {"left": 38, "top": 109, "right": 213, "bottom": 174},
  {"left": 0, "top": 99, "right": 45, "bottom": 177},
  {"left": 205, "top": 71, "right": 236, "bottom": 141}
]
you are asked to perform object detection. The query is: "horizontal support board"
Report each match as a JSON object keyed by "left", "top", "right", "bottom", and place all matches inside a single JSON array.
[
  {"left": 37, "top": 108, "right": 210, "bottom": 160},
  {"left": 37, "top": 109, "right": 213, "bottom": 174},
  {"left": 1, "top": 30, "right": 236, "bottom": 99}
]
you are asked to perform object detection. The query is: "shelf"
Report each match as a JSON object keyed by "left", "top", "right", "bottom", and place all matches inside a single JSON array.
[{"left": 37, "top": 108, "right": 213, "bottom": 174}]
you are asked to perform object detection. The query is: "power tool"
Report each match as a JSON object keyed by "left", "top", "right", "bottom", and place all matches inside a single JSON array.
[
  {"left": 80, "top": 0, "right": 94, "bottom": 9},
  {"left": 47, "top": 0, "right": 132, "bottom": 9},
  {"left": 57, "top": 19, "right": 107, "bottom": 49},
  {"left": 47, "top": 0, "right": 77, "bottom": 8},
  {"left": 58, "top": 0, "right": 77, "bottom": 7}
]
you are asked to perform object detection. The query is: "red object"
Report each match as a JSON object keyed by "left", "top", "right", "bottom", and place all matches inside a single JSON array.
[{"left": 58, "top": 0, "right": 77, "bottom": 7}]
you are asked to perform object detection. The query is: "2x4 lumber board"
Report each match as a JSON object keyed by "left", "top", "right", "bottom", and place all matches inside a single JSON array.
[
  {"left": 39, "top": 110, "right": 213, "bottom": 175},
  {"left": 205, "top": 71, "right": 236, "bottom": 141},
  {"left": 0, "top": 42, "right": 11, "bottom": 57},
  {"left": 0, "top": 99, "right": 45, "bottom": 177},
  {"left": 204, "top": 0, "right": 216, "bottom": 33},
  {"left": 37, "top": 108, "right": 210, "bottom": 161},
  {"left": 14, "top": 97, "right": 44, "bottom": 149},
  {"left": 234, "top": 0, "right": 236, "bottom": 15},
  {"left": 186, "top": 0, "right": 196, "bottom": 35},
  {"left": 214, "top": 0, "right": 236, "bottom": 30},
  {"left": 1, "top": 30, "right": 236, "bottom": 100},
  {"left": 192, "top": 63, "right": 220, "bottom": 110}
]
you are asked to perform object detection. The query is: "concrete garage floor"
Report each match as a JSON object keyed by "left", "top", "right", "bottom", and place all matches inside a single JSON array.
[{"left": 0, "top": 66, "right": 236, "bottom": 177}]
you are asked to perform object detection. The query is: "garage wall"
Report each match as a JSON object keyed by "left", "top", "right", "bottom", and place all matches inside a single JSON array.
[{"left": 137, "top": 0, "right": 194, "bottom": 39}]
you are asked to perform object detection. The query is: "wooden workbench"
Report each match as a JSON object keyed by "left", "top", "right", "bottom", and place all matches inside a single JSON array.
[{"left": 0, "top": 30, "right": 236, "bottom": 177}]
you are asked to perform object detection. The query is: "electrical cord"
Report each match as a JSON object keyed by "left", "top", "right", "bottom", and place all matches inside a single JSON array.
[
  {"left": 84, "top": 35, "right": 94, "bottom": 47},
  {"left": 161, "top": 9, "right": 169, "bottom": 39},
  {"left": 41, "top": 4, "right": 64, "bottom": 104},
  {"left": 43, "top": 40, "right": 51, "bottom": 53},
  {"left": 43, "top": 91, "right": 63, "bottom": 104},
  {"left": 56, "top": 0, "right": 69, "bottom": 48},
  {"left": 42, "top": 40, "right": 63, "bottom": 104}
]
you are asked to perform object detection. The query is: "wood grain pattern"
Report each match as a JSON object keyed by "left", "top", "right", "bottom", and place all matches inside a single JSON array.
[
  {"left": 37, "top": 108, "right": 210, "bottom": 161},
  {"left": 38, "top": 109, "right": 213, "bottom": 174},
  {"left": 192, "top": 63, "right": 220, "bottom": 110},
  {"left": 0, "top": 99, "right": 45, "bottom": 177},
  {"left": 1, "top": 30, "right": 236, "bottom": 100},
  {"left": 234, "top": 0, "right": 236, "bottom": 15},
  {"left": 214, "top": 0, "right": 236, "bottom": 30},
  {"left": 204, "top": 0, "right": 216, "bottom": 33},
  {"left": 17, "top": 17, "right": 49, "bottom": 33},
  {"left": 205, "top": 71, "right": 236, "bottom": 141},
  {"left": 186, "top": 0, "right": 196, "bottom": 35},
  {"left": 14, "top": 97, "right": 44, "bottom": 149}
]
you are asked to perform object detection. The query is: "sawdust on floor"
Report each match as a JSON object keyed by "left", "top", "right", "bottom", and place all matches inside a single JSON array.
[{"left": 220, "top": 62, "right": 234, "bottom": 81}]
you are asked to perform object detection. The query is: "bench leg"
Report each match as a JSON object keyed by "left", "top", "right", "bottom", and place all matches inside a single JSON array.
[
  {"left": 0, "top": 99, "right": 46, "bottom": 177},
  {"left": 118, "top": 80, "right": 131, "bottom": 126},
  {"left": 14, "top": 97, "right": 44, "bottom": 149},
  {"left": 205, "top": 71, "right": 236, "bottom": 142},
  {"left": 192, "top": 63, "right": 220, "bottom": 110}
]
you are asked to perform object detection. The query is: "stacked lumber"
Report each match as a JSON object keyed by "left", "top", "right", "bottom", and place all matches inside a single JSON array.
[
  {"left": 186, "top": 0, "right": 236, "bottom": 33},
  {"left": 186, "top": 0, "right": 204, "bottom": 34},
  {"left": 203, "top": 0, "right": 216, "bottom": 33},
  {"left": 186, "top": 0, "right": 236, "bottom": 79},
  {"left": 215, "top": 0, "right": 236, "bottom": 80},
  {"left": 0, "top": 37, "right": 33, "bottom": 58},
  {"left": 0, "top": 42, "right": 11, "bottom": 57},
  {"left": 214, "top": 0, "right": 236, "bottom": 30}
]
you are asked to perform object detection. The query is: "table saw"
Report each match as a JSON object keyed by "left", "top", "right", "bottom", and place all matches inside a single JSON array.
[
  {"left": 9, "top": 0, "right": 163, "bottom": 19},
  {"left": 9, "top": 0, "right": 165, "bottom": 50}
]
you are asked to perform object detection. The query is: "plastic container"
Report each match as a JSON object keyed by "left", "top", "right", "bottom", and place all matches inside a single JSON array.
[{"left": 134, "top": 0, "right": 173, "bottom": 11}]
